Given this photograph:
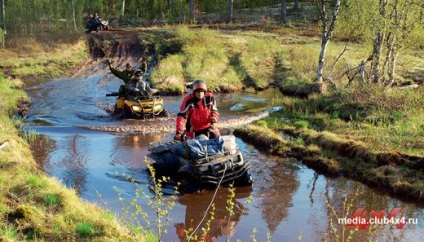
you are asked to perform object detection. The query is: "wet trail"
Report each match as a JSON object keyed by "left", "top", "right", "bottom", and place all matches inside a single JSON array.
[{"left": 26, "top": 72, "right": 423, "bottom": 241}]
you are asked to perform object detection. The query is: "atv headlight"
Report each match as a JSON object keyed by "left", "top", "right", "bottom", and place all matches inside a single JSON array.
[{"left": 132, "top": 106, "right": 141, "bottom": 112}]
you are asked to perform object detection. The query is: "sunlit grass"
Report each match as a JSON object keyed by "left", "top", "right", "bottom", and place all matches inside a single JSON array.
[
  {"left": 150, "top": 54, "right": 186, "bottom": 93},
  {"left": 259, "top": 79, "right": 424, "bottom": 156},
  {"left": 150, "top": 26, "right": 403, "bottom": 95},
  {"left": 1, "top": 40, "right": 87, "bottom": 78},
  {"left": 44, "top": 193, "right": 61, "bottom": 206},
  {"left": 75, "top": 222, "right": 96, "bottom": 236}
]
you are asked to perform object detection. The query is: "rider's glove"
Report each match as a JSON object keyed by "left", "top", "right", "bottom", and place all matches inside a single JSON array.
[
  {"left": 174, "top": 132, "right": 182, "bottom": 141},
  {"left": 210, "top": 117, "right": 218, "bottom": 124},
  {"left": 134, "top": 88, "right": 140, "bottom": 92}
]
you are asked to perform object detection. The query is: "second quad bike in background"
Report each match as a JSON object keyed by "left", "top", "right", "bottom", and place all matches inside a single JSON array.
[{"left": 106, "top": 92, "right": 169, "bottom": 119}]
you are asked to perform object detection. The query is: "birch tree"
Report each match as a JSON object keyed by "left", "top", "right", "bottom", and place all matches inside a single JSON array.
[
  {"left": 370, "top": 0, "right": 388, "bottom": 83},
  {"left": 71, "top": 0, "right": 77, "bottom": 31},
  {"left": 370, "top": 0, "right": 420, "bottom": 87},
  {"left": 226, "top": 0, "right": 234, "bottom": 23},
  {"left": 189, "top": 0, "right": 194, "bottom": 20},
  {"left": 315, "top": 0, "right": 341, "bottom": 83},
  {"left": 1, "top": 0, "right": 5, "bottom": 48},
  {"left": 121, "top": 0, "right": 126, "bottom": 16}
]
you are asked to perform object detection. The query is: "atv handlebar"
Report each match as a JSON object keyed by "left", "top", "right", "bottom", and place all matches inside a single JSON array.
[{"left": 106, "top": 92, "right": 120, "bottom": 97}]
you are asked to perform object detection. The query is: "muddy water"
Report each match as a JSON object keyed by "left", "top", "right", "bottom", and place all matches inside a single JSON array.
[{"left": 26, "top": 75, "right": 423, "bottom": 241}]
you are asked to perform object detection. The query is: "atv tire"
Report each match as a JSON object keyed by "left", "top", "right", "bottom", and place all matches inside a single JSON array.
[
  {"left": 158, "top": 109, "right": 169, "bottom": 117},
  {"left": 177, "top": 171, "right": 199, "bottom": 194},
  {"left": 234, "top": 171, "right": 253, "bottom": 187},
  {"left": 122, "top": 108, "right": 133, "bottom": 119}
]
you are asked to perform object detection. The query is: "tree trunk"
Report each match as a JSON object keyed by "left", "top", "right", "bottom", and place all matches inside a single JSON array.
[
  {"left": 122, "top": 0, "right": 126, "bottom": 16},
  {"left": 371, "top": 0, "right": 388, "bottom": 83},
  {"left": 316, "top": 38, "right": 328, "bottom": 83},
  {"left": 388, "top": 50, "right": 397, "bottom": 87},
  {"left": 168, "top": 0, "right": 171, "bottom": 12},
  {"left": 280, "top": 0, "right": 287, "bottom": 25},
  {"left": 371, "top": 31, "right": 384, "bottom": 83},
  {"left": 315, "top": 0, "right": 341, "bottom": 83},
  {"left": 1, "top": 0, "right": 4, "bottom": 48},
  {"left": 294, "top": 0, "right": 300, "bottom": 11},
  {"left": 189, "top": 0, "right": 194, "bottom": 21},
  {"left": 71, "top": 0, "right": 77, "bottom": 31},
  {"left": 382, "top": 33, "right": 394, "bottom": 84},
  {"left": 226, "top": 0, "right": 233, "bottom": 23},
  {"left": 2, "top": 0, "right": 5, "bottom": 32}
]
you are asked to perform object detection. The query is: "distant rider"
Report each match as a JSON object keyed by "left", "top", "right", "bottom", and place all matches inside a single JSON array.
[
  {"left": 125, "top": 69, "right": 152, "bottom": 97},
  {"left": 93, "top": 13, "right": 101, "bottom": 23},
  {"left": 106, "top": 60, "right": 134, "bottom": 96},
  {"left": 107, "top": 61, "right": 134, "bottom": 83},
  {"left": 174, "top": 80, "right": 220, "bottom": 141}
]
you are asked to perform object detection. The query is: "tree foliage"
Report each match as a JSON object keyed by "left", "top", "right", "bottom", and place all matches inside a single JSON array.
[
  {"left": 337, "top": 0, "right": 423, "bottom": 48},
  {"left": 0, "top": 0, "right": 287, "bottom": 36},
  {"left": 336, "top": 0, "right": 423, "bottom": 86}
]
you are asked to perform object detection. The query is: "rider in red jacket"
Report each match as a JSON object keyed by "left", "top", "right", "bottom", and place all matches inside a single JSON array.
[{"left": 174, "top": 80, "right": 220, "bottom": 141}]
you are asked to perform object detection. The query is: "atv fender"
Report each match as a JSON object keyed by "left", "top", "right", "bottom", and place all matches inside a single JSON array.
[
  {"left": 176, "top": 165, "right": 199, "bottom": 193},
  {"left": 177, "top": 164, "right": 191, "bottom": 175}
]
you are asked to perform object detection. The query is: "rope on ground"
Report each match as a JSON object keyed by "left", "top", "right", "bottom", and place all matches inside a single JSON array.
[{"left": 187, "top": 164, "right": 228, "bottom": 241}]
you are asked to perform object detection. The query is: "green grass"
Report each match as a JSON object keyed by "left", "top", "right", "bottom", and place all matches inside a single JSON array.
[
  {"left": 75, "top": 222, "right": 96, "bottom": 236},
  {"left": 27, "top": 174, "right": 48, "bottom": 189},
  {"left": 294, "top": 120, "right": 309, "bottom": 129},
  {"left": 254, "top": 80, "right": 424, "bottom": 156},
  {"left": 147, "top": 24, "right": 423, "bottom": 96},
  {"left": 44, "top": 193, "right": 61, "bottom": 206},
  {"left": 150, "top": 26, "right": 311, "bottom": 92},
  {"left": 150, "top": 54, "right": 186, "bottom": 93},
  {"left": 0, "top": 40, "right": 87, "bottom": 78}
]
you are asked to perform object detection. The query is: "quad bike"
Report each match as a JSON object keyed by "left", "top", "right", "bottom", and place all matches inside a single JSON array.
[
  {"left": 147, "top": 134, "right": 253, "bottom": 194},
  {"left": 106, "top": 92, "right": 169, "bottom": 119},
  {"left": 86, "top": 19, "right": 109, "bottom": 32}
]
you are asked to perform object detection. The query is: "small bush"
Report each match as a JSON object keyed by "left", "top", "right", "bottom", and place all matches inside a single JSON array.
[
  {"left": 27, "top": 175, "right": 48, "bottom": 189},
  {"left": 75, "top": 222, "right": 96, "bottom": 237},
  {"left": 294, "top": 120, "right": 309, "bottom": 128},
  {"left": 44, "top": 193, "right": 61, "bottom": 206}
]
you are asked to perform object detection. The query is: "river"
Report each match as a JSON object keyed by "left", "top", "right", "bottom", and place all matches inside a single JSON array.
[{"left": 25, "top": 73, "right": 423, "bottom": 241}]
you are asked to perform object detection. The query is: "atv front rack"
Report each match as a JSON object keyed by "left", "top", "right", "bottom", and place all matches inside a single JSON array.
[
  {"left": 148, "top": 140, "right": 180, "bottom": 154},
  {"left": 190, "top": 149, "right": 251, "bottom": 186}
]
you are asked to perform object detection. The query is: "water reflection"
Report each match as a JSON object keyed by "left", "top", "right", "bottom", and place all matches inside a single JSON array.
[
  {"left": 323, "top": 178, "right": 423, "bottom": 242},
  {"left": 175, "top": 187, "right": 252, "bottom": 242},
  {"left": 255, "top": 158, "right": 299, "bottom": 233},
  {"left": 110, "top": 133, "right": 163, "bottom": 168}
]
